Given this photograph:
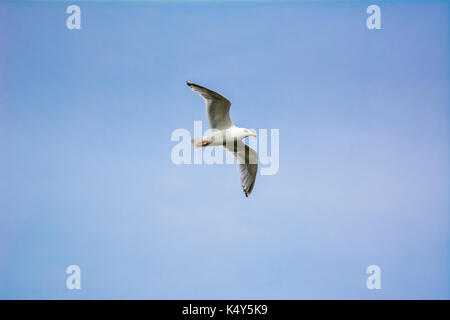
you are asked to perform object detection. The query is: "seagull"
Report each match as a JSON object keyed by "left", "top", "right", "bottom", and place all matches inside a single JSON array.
[{"left": 186, "top": 81, "right": 258, "bottom": 197}]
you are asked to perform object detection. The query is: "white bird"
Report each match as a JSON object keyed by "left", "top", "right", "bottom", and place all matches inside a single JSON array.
[{"left": 186, "top": 81, "right": 258, "bottom": 197}]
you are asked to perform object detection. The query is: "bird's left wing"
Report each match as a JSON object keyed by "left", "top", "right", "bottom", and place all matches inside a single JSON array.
[
  {"left": 225, "top": 140, "right": 258, "bottom": 197},
  {"left": 186, "top": 81, "right": 233, "bottom": 130}
]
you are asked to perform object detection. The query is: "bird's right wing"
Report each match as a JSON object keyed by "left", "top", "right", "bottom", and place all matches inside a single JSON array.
[
  {"left": 225, "top": 140, "right": 258, "bottom": 197},
  {"left": 186, "top": 81, "right": 233, "bottom": 130}
]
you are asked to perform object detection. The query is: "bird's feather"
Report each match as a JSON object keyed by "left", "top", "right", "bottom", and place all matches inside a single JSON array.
[
  {"left": 225, "top": 140, "right": 258, "bottom": 197},
  {"left": 186, "top": 81, "right": 233, "bottom": 130}
]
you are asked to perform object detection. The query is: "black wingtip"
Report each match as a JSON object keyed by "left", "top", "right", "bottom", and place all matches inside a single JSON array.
[{"left": 186, "top": 81, "right": 192, "bottom": 86}]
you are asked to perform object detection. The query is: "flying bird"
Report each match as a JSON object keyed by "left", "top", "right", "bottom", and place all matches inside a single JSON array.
[{"left": 186, "top": 81, "right": 258, "bottom": 197}]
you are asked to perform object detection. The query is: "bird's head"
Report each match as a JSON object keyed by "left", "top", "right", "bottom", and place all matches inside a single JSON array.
[{"left": 240, "top": 128, "right": 257, "bottom": 139}]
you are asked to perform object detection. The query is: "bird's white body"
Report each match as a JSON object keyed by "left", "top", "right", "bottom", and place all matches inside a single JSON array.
[{"left": 195, "top": 127, "right": 253, "bottom": 147}]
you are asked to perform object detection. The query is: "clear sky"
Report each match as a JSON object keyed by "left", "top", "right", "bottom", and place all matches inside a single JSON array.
[{"left": 0, "top": 1, "right": 448, "bottom": 299}]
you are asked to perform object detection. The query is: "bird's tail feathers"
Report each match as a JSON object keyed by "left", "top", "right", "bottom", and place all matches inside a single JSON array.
[{"left": 191, "top": 136, "right": 212, "bottom": 148}]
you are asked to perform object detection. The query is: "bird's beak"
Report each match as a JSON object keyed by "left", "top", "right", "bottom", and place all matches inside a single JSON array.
[{"left": 249, "top": 133, "right": 257, "bottom": 137}]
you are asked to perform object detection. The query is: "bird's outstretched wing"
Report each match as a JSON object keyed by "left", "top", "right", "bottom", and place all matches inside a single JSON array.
[
  {"left": 225, "top": 140, "right": 258, "bottom": 197},
  {"left": 186, "top": 81, "right": 233, "bottom": 130}
]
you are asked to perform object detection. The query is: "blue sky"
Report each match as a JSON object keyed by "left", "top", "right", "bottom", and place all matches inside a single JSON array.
[{"left": 0, "top": 1, "right": 448, "bottom": 299}]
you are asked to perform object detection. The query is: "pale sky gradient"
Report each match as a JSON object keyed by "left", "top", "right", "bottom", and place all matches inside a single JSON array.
[{"left": 0, "top": 1, "right": 448, "bottom": 299}]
